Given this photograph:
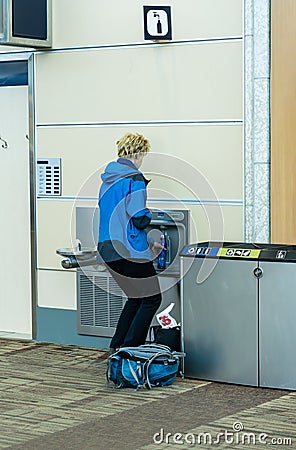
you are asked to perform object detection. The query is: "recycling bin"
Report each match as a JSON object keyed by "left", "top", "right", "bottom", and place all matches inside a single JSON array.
[{"left": 180, "top": 242, "right": 296, "bottom": 390}]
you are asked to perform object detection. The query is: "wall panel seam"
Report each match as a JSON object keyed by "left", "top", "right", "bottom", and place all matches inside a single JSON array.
[
  {"left": 36, "top": 121, "right": 243, "bottom": 128},
  {"left": 36, "top": 197, "right": 243, "bottom": 206},
  {"left": 34, "top": 37, "right": 243, "bottom": 55},
  {"left": 37, "top": 268, "right": 76, "bottom": 273}
]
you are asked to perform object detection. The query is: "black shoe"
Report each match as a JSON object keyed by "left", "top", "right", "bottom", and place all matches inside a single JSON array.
[{"left": 108, "top": 347, "right": 117, "bottom": 356}]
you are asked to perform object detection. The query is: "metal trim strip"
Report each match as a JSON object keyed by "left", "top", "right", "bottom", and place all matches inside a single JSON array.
[
  {"left": 34, "top": 36, "right": 243, "bottom": 55},
  {"left": 28, "top": 53, "right": 37, "bottom": 339},
  {"left": 36, "top": 120, "right": 243, "bottom": 128},
  {"left": 36, "top": 196, "right": 243, "bottom": 206}
]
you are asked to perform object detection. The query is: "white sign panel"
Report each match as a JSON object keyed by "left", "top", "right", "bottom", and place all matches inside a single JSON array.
[{"left": 146, "top": 9, "right": 169, "bottom": 36}]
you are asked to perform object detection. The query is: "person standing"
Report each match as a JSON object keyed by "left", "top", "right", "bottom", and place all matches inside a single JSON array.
[{"left": 97, "top": 132, "right": 163, "bottom": 352}]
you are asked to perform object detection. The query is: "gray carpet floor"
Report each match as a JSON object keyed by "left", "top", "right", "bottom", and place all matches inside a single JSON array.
[{"left": 0, "top": 339, "right": 294, "bottom": 450}]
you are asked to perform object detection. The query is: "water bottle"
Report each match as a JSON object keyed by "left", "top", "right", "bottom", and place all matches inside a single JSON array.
[{"left": 157, "top": 234, "right": 167, "bottom": 270}]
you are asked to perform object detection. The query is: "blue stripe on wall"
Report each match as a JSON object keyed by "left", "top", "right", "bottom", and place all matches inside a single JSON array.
[
  {"left": 0, "top": 61, "right": 28, "bottom": 86},
  {"left": 36, "top": 306, "right": 111, "bottom": 349}
]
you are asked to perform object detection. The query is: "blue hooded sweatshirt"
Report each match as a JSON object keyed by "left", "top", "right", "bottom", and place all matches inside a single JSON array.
[{"left": 97, "top": 158, "right": 152, "bottom": 262}]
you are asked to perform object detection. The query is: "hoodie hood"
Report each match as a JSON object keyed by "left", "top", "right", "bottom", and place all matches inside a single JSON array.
[{"left": 101, "top": 159, "right": 139, "bottom": 184}]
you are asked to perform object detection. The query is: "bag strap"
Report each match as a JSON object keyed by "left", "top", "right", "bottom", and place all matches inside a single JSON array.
[
  {"left": 114, "top": 358, "right": 124, "bottom": 389},
  {"left": 115, "top": 345, "right": 172, "bottom": 362},
  {"left": 127, "top": 359, "right": 144, "bottom": 389},
  {"left": 140, "top": 343, "right": 172, "bottom": 351},
  {"left": 144, "top": 351, "right": 178, "bottom": 389},
  {"left": 106, "top": 357, "right": 113, "bottom": 387},
  {"left": 106, "top": 355, "right": 124, "bottom": 389}
]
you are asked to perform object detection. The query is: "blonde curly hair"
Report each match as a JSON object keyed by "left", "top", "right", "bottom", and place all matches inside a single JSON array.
[{"left": 117, "top": 132, "right": 151, "bottom": 157}]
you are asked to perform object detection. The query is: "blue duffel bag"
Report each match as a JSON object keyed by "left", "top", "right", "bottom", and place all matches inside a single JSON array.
[{"left": 106, "top": 344, "right": 182, "bottom": 389}]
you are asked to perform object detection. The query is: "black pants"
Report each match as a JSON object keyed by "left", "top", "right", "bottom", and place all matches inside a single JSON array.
[{"left": 106, "top": 259, "right": 162, "bottom": 348}]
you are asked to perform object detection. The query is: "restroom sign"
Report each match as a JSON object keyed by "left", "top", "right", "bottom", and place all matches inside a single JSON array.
[{"left": 143, "top": 6, "right": 172, "bottom": 41}]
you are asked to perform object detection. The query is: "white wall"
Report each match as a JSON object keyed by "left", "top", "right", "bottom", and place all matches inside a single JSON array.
[{"left": 0, "top": 86, "right": 32, "bottom": 333}]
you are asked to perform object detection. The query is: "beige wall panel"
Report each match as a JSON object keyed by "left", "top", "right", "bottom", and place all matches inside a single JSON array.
[
  {"left": 37, "top": 200, "right": 78, "bottom": 269},
  {"left": 52, "top": 0, "right": 242, "bottom": 48},
  {"left": 37, "top": 127, "right": 112, "bottom": 199},
  {"left": 35, "top": 43, "right": 242, "bottom": 124},
  {"left": 0, "top": 46, "right": 31, "bottom": 53},
  {"left": 190, "top": 204, "right": 243, "bottom": 243},
  {"left": 149, "top": 202, "right": 243, "bottom": 243},
  {"left": 37, "top": 125, "right": 242, "bottom": 199},
  {"left": 38, "top": 269, "right": 76, "bottom": 309},
  {"left": 144, "top": 125, "right": 243, "bottom": 201}
]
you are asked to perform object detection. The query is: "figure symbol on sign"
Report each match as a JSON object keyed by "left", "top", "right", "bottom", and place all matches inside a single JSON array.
[
  {"left": 153, "top": 12, "right": 162, "bottom": 34},
  {"left": 276, "top": 250, "right": 286, "bottom": 259}
]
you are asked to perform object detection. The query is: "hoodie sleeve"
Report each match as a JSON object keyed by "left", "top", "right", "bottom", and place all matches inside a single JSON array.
[{"left": 126, "top": 175, "right": 152, "bottom": 230}]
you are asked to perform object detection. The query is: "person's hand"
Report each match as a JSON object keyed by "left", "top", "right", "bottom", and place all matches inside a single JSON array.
[{"left": 150, "top": 241, "right": 166, "bottom": 258}]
